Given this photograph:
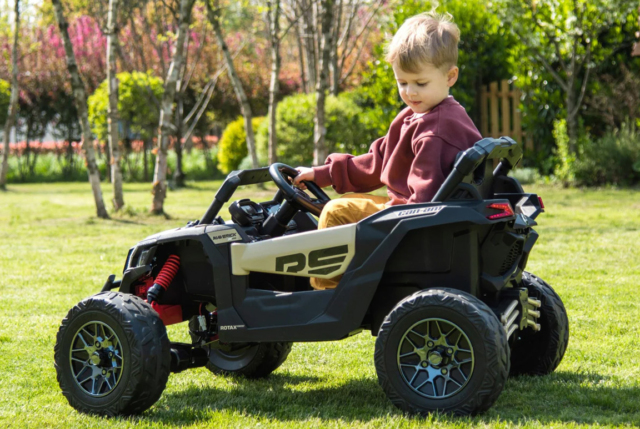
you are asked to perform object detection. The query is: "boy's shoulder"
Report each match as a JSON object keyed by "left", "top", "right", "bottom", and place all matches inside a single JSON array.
[{"left": 408, "top": 97, "right": 481, "bottom": 151}]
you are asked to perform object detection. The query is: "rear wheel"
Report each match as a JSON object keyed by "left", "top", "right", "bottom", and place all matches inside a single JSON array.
[
  {"left": 54, "top": 292, "right": 171, "bottom": 416},
  {"left": 375, "top": 288, "right": 509, "bottom": 416},
  {"left": 510, "top": 272, "right": 569, "bottom": 376},
  {"left": 206, "top": 342, "right": 292, "bottom": 379}
]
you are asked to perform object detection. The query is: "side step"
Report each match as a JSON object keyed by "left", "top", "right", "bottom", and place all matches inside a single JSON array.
[{"left": 169, "top": 342, "right": 208, "bottom": 373}]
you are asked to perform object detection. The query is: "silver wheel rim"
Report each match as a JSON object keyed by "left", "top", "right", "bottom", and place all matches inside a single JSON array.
[
  {"left": 69, "top": 321, "right": 124, "bottom": 397},
  {"left": 397, "top": 318, "right": 474, "bottom": 399}
]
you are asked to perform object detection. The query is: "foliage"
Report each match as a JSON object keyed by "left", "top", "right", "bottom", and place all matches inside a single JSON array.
[
  {"left": 353, "top": 0, "right": 514, "bottom": 136},
  {"left": 255, "top": 92, "right": 379, "bottom": 167},
  {"left": 0, "top": 78, "right": 9, "bottom": 126},
  {"left": 572, "top": 122, "right": 640, "bottom": 186},
  {"left": 552, "top": 119, "right": 575, "bottom": 184},
  {"left": 217, "top": 116, "right": 265, "bottom": 174},
  {"left": 87, "top": 71, "right": 164, "bottom": 142},
  {"left": 500, "top": 0, "right": 638, "bottom": 168},
  {"left": 4, "top": 147, "right": 223, "bottom": 184}
]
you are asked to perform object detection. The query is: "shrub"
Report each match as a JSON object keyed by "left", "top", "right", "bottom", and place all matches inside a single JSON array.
[
  {"left": 0, "top": 79, "right": 10, "bottom": 126},
  {"left": 573, "top": 123, "right": 640, "bottom": 186},
  {"left": 88, "top": 71, "right": 164, "bottom": 142},
  {"left": 255, "top": 92, "right": 379, "bottom": 167},
  {"left": 552, "top": 119, "right": 575, "bottom": 185},
  {"left": 217, "top": 116, "right": 265, "bottom": 173},
  {"left": 509, "top": 167, "right": 541, "bottom": 185}
]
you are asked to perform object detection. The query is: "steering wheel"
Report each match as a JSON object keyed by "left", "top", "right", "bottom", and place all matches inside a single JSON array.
[{"left": 268, "top": 163, "right": 331, "bottom": 217}]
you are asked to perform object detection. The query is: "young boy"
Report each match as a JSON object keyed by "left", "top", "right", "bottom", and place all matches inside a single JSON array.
[{"left": 293, "top": 11, "right": 482, "bottom": 289}]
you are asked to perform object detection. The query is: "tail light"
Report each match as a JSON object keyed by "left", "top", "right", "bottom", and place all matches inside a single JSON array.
[
  {"left": 486, "top": 202, "right": 514, "bottom": 220},
  {"left": 538, "top": 196, "right": 545, "bottom": 210}
]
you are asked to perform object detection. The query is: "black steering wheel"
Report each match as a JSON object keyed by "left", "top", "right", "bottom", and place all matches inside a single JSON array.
[{"left": 268, "top": 163, "right": 331, "bottom": 217}]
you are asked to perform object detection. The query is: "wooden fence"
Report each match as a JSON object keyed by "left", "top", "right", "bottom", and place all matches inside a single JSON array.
[{"left": 480, "top": 79, "right": 531, "bottom": 149}]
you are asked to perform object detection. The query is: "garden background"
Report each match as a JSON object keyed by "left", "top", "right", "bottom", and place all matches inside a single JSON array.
[{"left": 0, "top": 0, "right": 639, "bottom": 427}]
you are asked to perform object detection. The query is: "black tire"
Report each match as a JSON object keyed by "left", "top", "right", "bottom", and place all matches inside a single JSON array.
[
  {"left": 206, "top": 342, "right": 292, "bottom": 379},
  {"left": 54, "top": 292, "right": 171, "bottom": 416},
  {"left": 375, "top": 288, "right": 510, "bottom": 416},
  {"left": 510, "top": 271, "right": 569, "bottom": 376}
]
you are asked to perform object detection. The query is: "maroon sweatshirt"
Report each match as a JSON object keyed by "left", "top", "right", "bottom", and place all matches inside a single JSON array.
[{"left": 313, "top": 96, "right": 482, "bottom": 205}]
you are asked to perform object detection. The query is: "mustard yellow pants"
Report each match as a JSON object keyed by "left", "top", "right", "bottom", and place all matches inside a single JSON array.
[{"left": 310, "top": 193, "right": 390, "bottom": 290}]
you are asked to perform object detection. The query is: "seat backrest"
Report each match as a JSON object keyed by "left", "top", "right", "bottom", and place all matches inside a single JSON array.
[{"left": 431, "top": 137, "right": 523, "bottom": 203}]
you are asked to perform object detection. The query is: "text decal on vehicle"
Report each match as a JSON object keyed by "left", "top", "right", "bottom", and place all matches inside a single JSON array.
[
  {"left": 275, "top": 245, "right": 348, "bottom": 275},
  {"left": 396, "top": 206, "right": 444, "bottom": 218},
  {"left": 208, "top": 230, "right": 242, "bottom": 245}
]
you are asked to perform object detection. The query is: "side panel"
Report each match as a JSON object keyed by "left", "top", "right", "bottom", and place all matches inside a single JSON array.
[{"left": 230, "top": 224, "right": 356, "bottom": 279}]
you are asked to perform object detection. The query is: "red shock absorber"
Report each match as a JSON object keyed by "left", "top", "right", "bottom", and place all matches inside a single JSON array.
[
  {"left": 154, "top": 255, "right": 181, "bottom": 290},
  {"left": 147, "top": 254, "right": 183, "bottom": 326}
]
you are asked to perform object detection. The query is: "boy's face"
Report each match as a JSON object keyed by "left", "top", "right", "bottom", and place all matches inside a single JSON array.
[{"left": 392, "top": 61, "right": 459, "bottom": 114}]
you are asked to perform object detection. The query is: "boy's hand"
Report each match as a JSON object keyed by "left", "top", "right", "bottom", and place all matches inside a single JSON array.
[{"left": 293, "top": 167, "right": 315, "bottom": 190}]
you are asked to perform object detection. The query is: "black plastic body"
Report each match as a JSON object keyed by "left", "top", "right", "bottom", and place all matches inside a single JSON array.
[{"left": 116, "top": 137, "right": 543, "bottom": 343}]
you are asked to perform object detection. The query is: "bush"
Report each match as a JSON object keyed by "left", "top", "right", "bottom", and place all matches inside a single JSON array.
[
  {"left": 509, "top": 167, "right": 541, "bottom": 185},
  {"left": 217, "top": 116, "right": 265, "bottom": 173},
  {"left": 255, "top": 92, "right": 379, "bottom": 167},
  {"left": 88, "top": 71, "right": 164, "bottom": 141},
  {"left": 0, "top": 79, "right": 10, "bottom": 126},
  {"left": 573, "top": 123, "right": 640, "bottom": 186}
]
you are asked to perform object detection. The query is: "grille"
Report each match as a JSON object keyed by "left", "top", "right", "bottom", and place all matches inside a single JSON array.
[{"left": 500, "top": 241, "right": 523, "bottom": 275}]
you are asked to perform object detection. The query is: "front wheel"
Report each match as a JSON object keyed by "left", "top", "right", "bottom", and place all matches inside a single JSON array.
[
  {"left": 206, "top": 342, "right": 292, "bottom": 379},
  {"left": 510, "top": 272, "right": 569, "bottom": 376},
  {"left": 375, "top": 288, "right": 510, "bottom": 416},
  {"left": 54, "top": 292, "right": 171, "bottom": 416}
]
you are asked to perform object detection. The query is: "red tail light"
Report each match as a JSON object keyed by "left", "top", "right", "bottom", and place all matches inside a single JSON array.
[
  {"left": 487, "top": 202, "right": 514, "bottom": 220},
  {"left": 538, "top": 196, "right": 545, "bottom": 209}
]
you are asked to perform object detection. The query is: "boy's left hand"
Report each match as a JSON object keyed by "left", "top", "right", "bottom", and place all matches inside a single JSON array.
[{"left": 293, "top": 167, "right": 315, "bottom": 190}]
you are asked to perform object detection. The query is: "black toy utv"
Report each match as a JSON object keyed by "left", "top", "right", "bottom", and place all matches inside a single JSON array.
[{"left": 54, "top": 136, "right": 569, "bottom": 417}]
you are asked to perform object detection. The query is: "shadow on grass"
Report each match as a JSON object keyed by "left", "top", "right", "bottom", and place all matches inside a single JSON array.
[{"left": 144, "top": 370, "right": 640, "bottom": 426}]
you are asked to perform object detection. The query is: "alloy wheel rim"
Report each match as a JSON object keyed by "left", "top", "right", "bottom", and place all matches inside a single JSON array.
[
  {"left": 397, "top": 318, "right": 474, "bottom": 399},
  {"left": 69, "top": 321, "right": 124, "bottom": 397}
]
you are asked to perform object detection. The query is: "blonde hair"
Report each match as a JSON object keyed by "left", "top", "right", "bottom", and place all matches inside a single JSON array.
[{"left": 385, "top": 11, "right": 460, "bottom": 73}]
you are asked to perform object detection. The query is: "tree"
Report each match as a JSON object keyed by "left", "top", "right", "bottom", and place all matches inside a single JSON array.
[
  {"left": 106, "top": 0, "right": 124, "bottom": 210},
  {"left": 88, "top": 71, "right": 165, "bottom": 181},
  {"left": 0, "top": 0, "right": 19, "bottom": 191},
  {"left": 501, "top": 0, "right": 637, "bottom": 153},
  {"left": 313, "top": 0, "right": 334, "bottom": 165},
  {"left": 151, "top": 0, "right": 196, "bottom": 215},
  {"left": 206, "top": 0, "right": 260, "bottom": 170},
  {"left": 52, "top": 0, "right": 109, "bottom": 218},
  {"left": 265, "top": 0, "right": 281, "bottom": 165}
]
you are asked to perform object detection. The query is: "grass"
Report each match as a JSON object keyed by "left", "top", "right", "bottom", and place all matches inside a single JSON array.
[{"left": 0, "top": 181, "right": 639, "bottom": 428}]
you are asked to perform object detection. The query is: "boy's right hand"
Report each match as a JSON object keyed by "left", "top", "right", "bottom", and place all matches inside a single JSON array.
[{"left": 293, "top": 167, "right": 315, "bottom": 189}]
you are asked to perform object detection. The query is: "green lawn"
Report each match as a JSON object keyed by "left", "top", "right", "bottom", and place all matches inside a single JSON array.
[{"left": 0, "top": 181, "right": 639, "bottom": 428}]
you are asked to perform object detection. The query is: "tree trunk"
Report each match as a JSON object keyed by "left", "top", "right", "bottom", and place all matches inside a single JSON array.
[
  {"left": 107, "top": 0, "right": 125, "bottom": 210},
  {"left": 313, "top": 0, "right": 334, "bottom": 166},
  {"left": 151, "top": 0, "right": 196, "bottom": 214},
  {"left": 294, "top": 23, "right": 308, "bottom": 93},
  {"left": 329, "top": 0, "right": 342, "bottom": 96},
  {"left": 0, "top": 0, "right": 20, "bottom": 191},
  {"left": 52, "top": 0, "right": 109, "bottom": 219},
  {"left": 566, "top": 91, "right": 578, "bottom": 155},
  {"left": 143, "top": 136, "right": 150, "bottom": 182},
  {"left": 301, "top": 0, "right": 317, "bottom": 91},
  {"left": 207, "top": 1, "right": 259, "bottom": 169},
  {"left": 267, "top": 0, "right": 281, "bottom": 165},
  {"left": 173, "top": 83, "right": 186, "bottom": 187}
]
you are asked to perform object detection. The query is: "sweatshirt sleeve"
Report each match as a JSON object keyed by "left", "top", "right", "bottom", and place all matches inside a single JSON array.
[
  {"left": 406, "top": 136, "right": 458, "bottom": 204},
  {"left": 312, "top": 136, "right": 386, "bottom": 194}
]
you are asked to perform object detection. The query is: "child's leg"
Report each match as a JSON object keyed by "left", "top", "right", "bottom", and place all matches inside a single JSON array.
[{"left": 311, "top": 193, "right": 390, "bottom": 290}]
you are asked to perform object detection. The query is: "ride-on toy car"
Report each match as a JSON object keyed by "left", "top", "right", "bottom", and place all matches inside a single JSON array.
[{"left": 54, "top": 136, "right": 569, "bottom": 417}]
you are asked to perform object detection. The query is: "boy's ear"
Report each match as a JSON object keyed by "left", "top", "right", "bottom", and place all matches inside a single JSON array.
[{"left": 446, "top": 66, "right": 459, "bottom": 87}]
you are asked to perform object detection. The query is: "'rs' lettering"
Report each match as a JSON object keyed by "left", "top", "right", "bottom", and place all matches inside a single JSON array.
[{"left": 275, "top": 253, "right": 305, "bottom": 273}]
